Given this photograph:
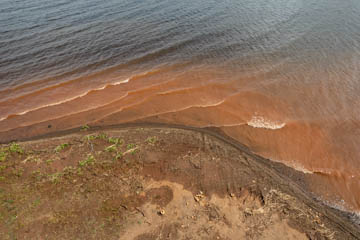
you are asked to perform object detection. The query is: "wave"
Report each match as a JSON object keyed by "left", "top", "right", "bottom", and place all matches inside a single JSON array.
[
  {"left": 0, "top": 78, "right": 130, "bottom": 122},
  {"left": 247, "top": 115, "right": 286, "bottom": 130}
]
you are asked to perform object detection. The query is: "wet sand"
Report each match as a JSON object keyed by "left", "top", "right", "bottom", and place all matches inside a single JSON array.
[{"left": 0, "top": 126, "right": 359, "bottom": 239}]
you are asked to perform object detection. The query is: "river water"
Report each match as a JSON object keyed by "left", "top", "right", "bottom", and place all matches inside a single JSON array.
[{"left": 1, "top": 0, "right": 360, "bottom": 213}]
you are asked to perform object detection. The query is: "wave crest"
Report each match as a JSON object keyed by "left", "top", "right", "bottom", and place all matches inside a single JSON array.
[{"left": 247, "top": 115, "right": 286, "bottom": 130}]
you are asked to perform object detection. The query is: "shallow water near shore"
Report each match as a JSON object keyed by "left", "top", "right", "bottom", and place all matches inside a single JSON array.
[{"left": 1, "top": 0, "right": 360, "bottom": 213}]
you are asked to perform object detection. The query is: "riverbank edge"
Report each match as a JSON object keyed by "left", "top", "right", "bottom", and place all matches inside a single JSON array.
[{"left": 2, "top": 122, "right": 360, "bottom": 238}]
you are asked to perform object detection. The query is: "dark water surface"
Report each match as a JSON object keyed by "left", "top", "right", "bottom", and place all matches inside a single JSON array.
[{"left": 1, "top": 0, "right": 360, "bottom": 213}]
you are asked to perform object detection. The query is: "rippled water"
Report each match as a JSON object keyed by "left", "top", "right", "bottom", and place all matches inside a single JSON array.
[{"left": 1, "top": 0, "right": 360, "bottom": 212}]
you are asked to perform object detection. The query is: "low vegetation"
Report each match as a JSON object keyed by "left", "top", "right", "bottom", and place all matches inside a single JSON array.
[
  {"left": 54, "top": 143, "right": 70, "bottom": 153},
  {"left": 79, "top": 154, "right": 95, "bottom": 167}
]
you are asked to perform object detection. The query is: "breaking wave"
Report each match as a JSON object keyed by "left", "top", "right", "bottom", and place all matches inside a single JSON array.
[{"left": 247, "top": 115, "right": 286, "bottom": 130}]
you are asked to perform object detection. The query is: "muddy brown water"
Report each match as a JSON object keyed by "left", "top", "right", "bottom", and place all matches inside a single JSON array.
[{"left": 1, "top": 0, "right": 360, "bottom": 213}]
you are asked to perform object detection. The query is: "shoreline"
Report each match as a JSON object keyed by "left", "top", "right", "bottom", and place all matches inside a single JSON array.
[{"left": 1, "top": 125, "right": 359, "bottom": 238}]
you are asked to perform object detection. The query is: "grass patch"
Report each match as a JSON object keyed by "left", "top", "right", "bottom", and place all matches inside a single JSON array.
[
  {"left": 84, "top": 135, "right": 97, "bottom": 141},
  {"left": 54, "top": 143, "right": 70, "bottom": 153},
  {"left": 0, "top": 151, "right": 7, "bottom": 162},
  {"left": 49, "top": 172, "right": 62, "bottom": 184},
  {"left": 81, "top": 124, "right": 90, "bottom": 131},
  {"left": 0, "top": 143, "right": 23, "bottom": 162},
  {"left": 127, "top": 143, "right": 136, "bottom": 150},
  {"left": 79, "top": 154, "right": 95, "bottom": 167},
  {"left": 8, "top": 143, "right": 24, "bottom": 154},
  {"left": 97, "top": 133, "right": 108, "bottom": 140},
  {"left": 145, "top": 136, "right": 157, "bottom": 145},
  {"left": 108, "top": 137, "right": 123, "bottom": 145}
]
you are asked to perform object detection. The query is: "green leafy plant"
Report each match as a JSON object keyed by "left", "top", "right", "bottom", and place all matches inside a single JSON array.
[
  {"left": 127, "top": 143, "right": 136, "bottom": 150},
  {"left": 98, "top": 133, "right": 108, "bottom": 140},
  {"left": 0, "top": 151, "right": 7, "bottom": 162},
  {"left": 145, "top": 136, "right": 157, "bottom": 145},
  {"left": 54, "top": 143, "right": 69, "bottom": 153},
  {"left": 108, "top": 137, "right": 123, "bottom": 145},
  {"left": 105, "top": 144, "right": 117, "bottom": 153},
  {"left": 81, "top": 124, "right": 90, "bottom": 131},
  {"left": 9, "top": 143, "right": 24, "bottom": 154},
  {"left": 79, "top": 154, "right": 95, "bottom": 167},
  {"left": 84, "top": 135, "right": 97, "bottom": 141}
]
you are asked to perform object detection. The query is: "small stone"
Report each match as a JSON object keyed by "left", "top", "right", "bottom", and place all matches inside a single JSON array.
[
  {"left": 159, "top": 209, "right": 165, "bottom": 215},
  {"left": 244, "top": 208, "right": 252, "bottom": 216}
]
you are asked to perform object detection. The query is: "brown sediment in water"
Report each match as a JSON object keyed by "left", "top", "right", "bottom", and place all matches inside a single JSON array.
[
  {"left": 1, "top": 65, "right": 360, "bottom": 213},
  {"left": 0, "top": 127, "right": 359, "bottom": 239}
]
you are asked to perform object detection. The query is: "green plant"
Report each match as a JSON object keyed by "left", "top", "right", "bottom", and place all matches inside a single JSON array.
[
  {"left": 115, "top": 152, "right": 123, "bottom": 160},
  {"left": 81, "top": 124, "right": 90, "bottom": 131},
  {"left": 79, "top": 154, "right": 95, "bottom": 167},
  {"left": 33, "top": 199, "right": 41, "bottom": 207},
  {"left": 105, "top": 144, "right": 117, "bottom": 153},
  {"left": 49, "top": 172, "right": 62, "bottom": 183},
  {"left": 46, "top": 159, "right": 54, "bottom": 165},
  {"left": 0, "top": 151, "right": 7, "bottom": 162},
  {"left": 31, "top": 170, "right": 44, "bottom": 181},
  {"left": 108, "top": 137, "right": 123, "bottom": 145},
  {"left": 9, "top": 143, "right": 24, "bottom": 154},
  {"left": 127, "top": 143, "right": 136, "bottom": 150},
  {"left": 54, "top": 143, "right": 69, "bottom": 153},
  {"left": 98, "top": 133, "right": 108, "bottom": 140},
  {"left": 84, "top": 135, "right": 97, "bottom": 141},
  {"left": 145, "top": 136, "right": 157, "bottom": 145}
]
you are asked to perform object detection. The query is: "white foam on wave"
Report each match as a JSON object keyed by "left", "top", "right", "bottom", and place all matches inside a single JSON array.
[
  {"left": 0, "top": 78, "right": 130, "bottom": 122},
  {"left": 113, "top": 78, "right": 129, "bottom": 85},
  {"left": 291, "top": 163, "right": 314, "bottom": 174},
  {"left": 247, "top": 115, "right": 286, "bottom": 130},
  {"left": 267, "top": 156, "right": 314, "bottom": 175}
]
